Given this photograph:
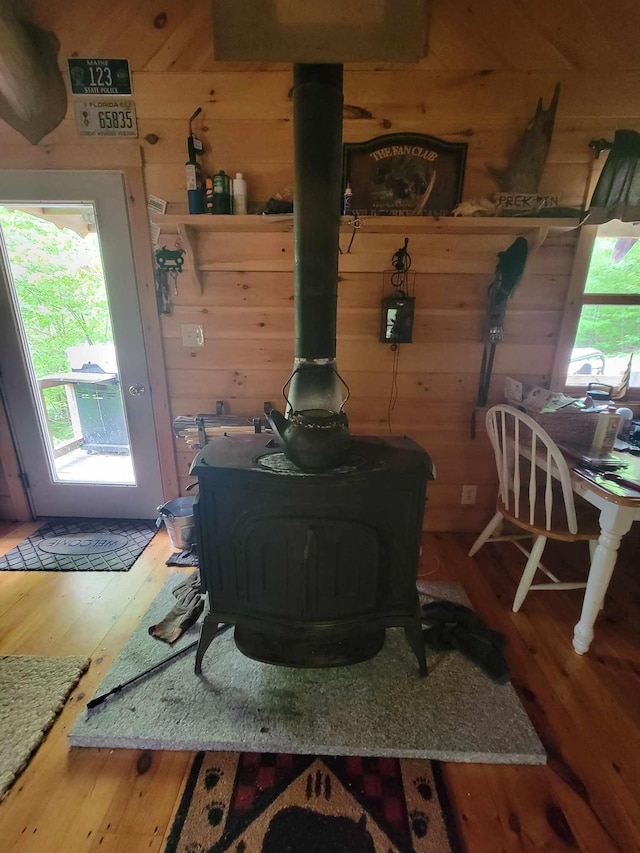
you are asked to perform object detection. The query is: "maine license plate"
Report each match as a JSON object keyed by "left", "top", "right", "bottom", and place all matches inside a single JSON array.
[{"left": 74, "top": 100, "right": 138, "bottom": 137}]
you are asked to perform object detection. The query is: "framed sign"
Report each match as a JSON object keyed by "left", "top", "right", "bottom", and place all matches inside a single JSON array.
[
  {"left": 342, "top": 133, "right": 467, "bottom": 217},
  {"left": 67, "top": 58, "right": 132, "bottom": 96}
]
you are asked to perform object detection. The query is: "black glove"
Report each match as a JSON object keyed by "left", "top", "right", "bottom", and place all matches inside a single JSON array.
[{"left": 421, "top": 599, "right": 509, "bottom": 684}]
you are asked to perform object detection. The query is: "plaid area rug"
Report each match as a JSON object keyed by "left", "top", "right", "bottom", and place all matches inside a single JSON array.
[
  {"left": 0, "top": 518, "right": 157, "bottom": 572},
  {"left": 165, "top": 751, "right": 460, "bottom": 852}
]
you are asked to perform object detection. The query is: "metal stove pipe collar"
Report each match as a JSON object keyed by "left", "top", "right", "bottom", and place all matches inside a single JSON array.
[
  {"left": 286, "top": 360, "right": 346, "bottom": 414},
  {"left": 293, "top": 357, "right": 337, "bottom": 367}
]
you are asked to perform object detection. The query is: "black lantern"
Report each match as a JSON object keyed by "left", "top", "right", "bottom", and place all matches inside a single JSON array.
[
  {"left": 381, "top": 295, "right": 415, "bottom": 343},
  {"left": 380, "top": 237, "right": 415, "bottom": 344}
]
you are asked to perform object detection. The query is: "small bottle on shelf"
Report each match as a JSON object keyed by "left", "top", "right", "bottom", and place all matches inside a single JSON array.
[
  {"left": 185, "top": 159, "right": 205, "bottom": 214},
  {"left": 211, "top": 170, "right": 232, "bottom": 214},
  {"left": 185, "top": 107, "right": 205, "bottom": 214},
  {"left": 233, "top": 173, "right": 248, "bottom": 215}
]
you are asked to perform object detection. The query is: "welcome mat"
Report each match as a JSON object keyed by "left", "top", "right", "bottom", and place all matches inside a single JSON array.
[
  {"left": 0, "top": 655, "right": 89, "bottom": 799},
  {"left": 70, "top": 580, "right": 545, "bottom": 764},
  {"left": 165, "top": 750, "right": 460, "bottom": 852},
  {"left": 0, "top": 518, "right": 157, "bottom": 572}
]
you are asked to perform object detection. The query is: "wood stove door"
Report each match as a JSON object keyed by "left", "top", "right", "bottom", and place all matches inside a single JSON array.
[{"left": 236, "top": 517, "right": 379, "bottom": 622}]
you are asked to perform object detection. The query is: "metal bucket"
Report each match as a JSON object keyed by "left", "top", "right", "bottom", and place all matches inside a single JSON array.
[{"left": 157, "top": 496, "right": 196, "bottom": 550}]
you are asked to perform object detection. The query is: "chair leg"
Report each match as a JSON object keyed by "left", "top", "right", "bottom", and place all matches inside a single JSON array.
[
  {"left": 513, "top": 534, "right": 547, "bottom": 613},
  {"left": 468, "top": 511, "right": 504, "bottom": 557}
]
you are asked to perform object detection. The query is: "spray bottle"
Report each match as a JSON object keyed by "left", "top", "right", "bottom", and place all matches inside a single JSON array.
[
  {"left": 343, "top": 182, "right": 353, "bottom": 216},
  {"left": 185, "top": 107, "right": 205, "bottom": 214}
]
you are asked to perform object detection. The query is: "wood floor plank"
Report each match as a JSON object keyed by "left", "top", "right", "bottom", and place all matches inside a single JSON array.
[
  {"left": 0, "top": 527, "right": 638, "bottom": 852},
  {"left": 440, "top": 763, "right": 509, "bottom": 853},
  {"left": 96, "top": 750, "right": 192, "bottom": 839},
  {"left": 470, "top": 539, "right": 640, "bottom": 818},
  {"left": 438, "top": 533, "right": 640, "bottom": 853},
  {"left": 88, "top": 834, "right": 163, "bottom": 853},
  {"left": 478, "top": 764, "right": 576, "bottom": 851}
]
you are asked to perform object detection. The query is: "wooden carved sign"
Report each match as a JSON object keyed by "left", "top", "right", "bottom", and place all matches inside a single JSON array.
[
  {"left": 489, "top": 84, "right": 561, "bottom": 194},
  {"left": 342, "top": 133, "right": 467, "bottom": 217}
]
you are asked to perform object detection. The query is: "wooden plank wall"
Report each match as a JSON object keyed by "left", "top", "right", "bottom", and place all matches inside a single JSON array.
[
  {"left": 135, "top": 69, "right": 638, "bottom": 212},
  {"left": 1, "top": 1, "right": 639, "bottom": 527},
  {"left": 162, "top": 218, "right": 575, "bottom": 531}
]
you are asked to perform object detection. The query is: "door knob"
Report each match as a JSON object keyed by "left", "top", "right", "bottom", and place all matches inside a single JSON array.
[{"left": 128, "top": 384, "right": 146, "bottom": 396}]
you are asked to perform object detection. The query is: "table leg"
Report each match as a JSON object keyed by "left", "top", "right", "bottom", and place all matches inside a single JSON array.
[{"left": 573, "top": 504, "right": 635, "bottom": 655}]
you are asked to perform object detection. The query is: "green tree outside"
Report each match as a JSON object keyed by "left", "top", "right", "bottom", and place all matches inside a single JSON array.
[
  {"left": 575, "top": 237, "right": 640, "bottom": 358},
  {"left": 0, "top": 207, "right": 114, "bottom": 442}
]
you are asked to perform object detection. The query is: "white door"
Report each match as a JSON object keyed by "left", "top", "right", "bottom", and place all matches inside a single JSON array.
[{"left": 0, "top": 170, "right": 163, "bottom": 519}]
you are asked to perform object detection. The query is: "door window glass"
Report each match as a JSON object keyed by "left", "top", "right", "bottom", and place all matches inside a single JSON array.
[{"left": 0, "top": 205, "right": 135, "bottom": 484}]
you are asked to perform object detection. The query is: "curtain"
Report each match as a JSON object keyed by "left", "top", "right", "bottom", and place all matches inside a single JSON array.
[{"left": 588, "top": 129, "right": 640, "bottom": 223}]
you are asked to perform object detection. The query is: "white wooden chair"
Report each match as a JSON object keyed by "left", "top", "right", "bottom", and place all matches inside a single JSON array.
[{"left": 469, "top": 405, "right": 600, "bottom": 612}]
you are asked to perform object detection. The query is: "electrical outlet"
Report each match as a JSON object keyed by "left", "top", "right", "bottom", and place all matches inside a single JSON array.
[
  {"left": 181, "top": 324, "right": 204, "bottom": 347},
  {"left": 461, "top": 485, "right": 477, "bottom": 505}
]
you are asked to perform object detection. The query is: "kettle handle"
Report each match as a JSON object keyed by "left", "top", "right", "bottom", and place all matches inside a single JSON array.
[
  {"left": 335, "top": 368, "right": 350, "bottom": 410},
  {"left": 281, "top": 367, "right": 351, "bottom": 412},
  {"left": 281, "top": 369, "right": 294, "bottom": 411}
]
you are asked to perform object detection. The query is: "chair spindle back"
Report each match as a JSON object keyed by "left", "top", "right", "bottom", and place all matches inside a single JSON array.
[{"left": 485, "top": 405, "right": 579, "bottom": 534}]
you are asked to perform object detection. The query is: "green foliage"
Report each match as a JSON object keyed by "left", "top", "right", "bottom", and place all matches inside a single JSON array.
[
  {"left": 42, "top": 387, "right": 73, "bottom": 443},
  {"left": 576, "top": 237, "right": 640, "bottom": 357},
  {"left": 0, "top": 207, "right": 114, "bottom": 441}
]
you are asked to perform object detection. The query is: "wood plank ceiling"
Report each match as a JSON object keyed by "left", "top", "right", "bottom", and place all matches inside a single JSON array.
[{"left": 31, "top": 0, "right": 640, "bottom": 73}]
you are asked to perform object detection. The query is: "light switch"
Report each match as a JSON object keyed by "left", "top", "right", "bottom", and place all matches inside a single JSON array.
[{"left": 181, "top": 324, "right": 204, "bottom": 347}]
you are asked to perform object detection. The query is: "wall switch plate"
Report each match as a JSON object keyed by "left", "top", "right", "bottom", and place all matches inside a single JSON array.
[
  {"left": 181, "top": 324, "right": 204, "bottom": 347},
  {"left": 461, "top": 485, "right": 477, "bottom": 505}
]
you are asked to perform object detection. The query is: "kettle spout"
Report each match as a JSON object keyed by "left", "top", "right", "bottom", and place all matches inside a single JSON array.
[{"left": 266, "top": 409, "right": 288, "bottom": 445}]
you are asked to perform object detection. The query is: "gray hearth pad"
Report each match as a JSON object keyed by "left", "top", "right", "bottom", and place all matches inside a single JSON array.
[{"left": 69, "top": 579, "right": 546, "bottom": 764}]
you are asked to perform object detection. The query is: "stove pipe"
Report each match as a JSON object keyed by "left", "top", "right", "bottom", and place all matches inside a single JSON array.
[{"left": 288, "top": 63, "right": 345, "bottom": 413}]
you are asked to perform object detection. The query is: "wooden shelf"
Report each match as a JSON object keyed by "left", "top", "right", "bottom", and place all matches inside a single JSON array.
[
  {"left": 155, "top": 214, "right": 294, "bottom": 232},
  {"left": 153, "top": 213, "right": 583, "bottom": 286},
  {"left": 344, "top": 216, "right": 582, "bottom": 234},
  {"left": 153, "top": 213, "right": 583, "bottom": 235}
]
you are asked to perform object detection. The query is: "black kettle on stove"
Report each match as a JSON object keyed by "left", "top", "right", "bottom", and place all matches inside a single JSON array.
[{"left": 266, "top": 367, "right": 351, "bottom": 472}]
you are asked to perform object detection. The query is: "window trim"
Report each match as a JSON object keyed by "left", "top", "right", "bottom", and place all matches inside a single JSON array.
[{"left": 551, "top": 223, "right": 640, "bottom": 400}]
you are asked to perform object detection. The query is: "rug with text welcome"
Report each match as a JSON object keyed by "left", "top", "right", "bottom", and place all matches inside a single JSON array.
[
  {"left": 165, "top": 750, "right": 460, "bottom": 853},
  {"left": 0, "top": 518, "right": 157, "bottom": 572}
]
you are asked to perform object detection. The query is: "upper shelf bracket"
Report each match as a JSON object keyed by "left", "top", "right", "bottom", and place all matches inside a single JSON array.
[{"left": 177, "top": 224, "right": 203, "bottom": 293}]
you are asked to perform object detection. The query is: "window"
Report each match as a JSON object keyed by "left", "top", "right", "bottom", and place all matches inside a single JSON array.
[{"left": 563, "top": 220, "right": 640, "bottom": 396}]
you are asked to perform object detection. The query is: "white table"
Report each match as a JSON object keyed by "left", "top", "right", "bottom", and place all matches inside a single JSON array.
[
  {"left": 513, "top": 441, "right": 640, "bottom": 653},
  {"left": 568, "top": 454, "right": 640, "bottom": 653}
]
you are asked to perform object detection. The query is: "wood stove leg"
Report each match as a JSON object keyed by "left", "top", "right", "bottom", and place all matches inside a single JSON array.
[
  {"left": 404, "top": 622, "right": 428, "bottom": 677},
  {"left": 195, "top": 613, "right": 223, "bottom": 674}
]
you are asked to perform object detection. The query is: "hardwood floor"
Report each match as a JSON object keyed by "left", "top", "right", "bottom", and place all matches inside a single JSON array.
[{"left": 0, "top": 519, "right": 638, "bottom": 852}]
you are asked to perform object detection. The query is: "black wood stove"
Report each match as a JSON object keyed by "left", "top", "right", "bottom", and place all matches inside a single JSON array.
[
  {"left": 189, "top": 63, "right": 434, "bottom": 677},
  {"left": 192, "top": 434, "right": 433, "bottom": 674}
]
